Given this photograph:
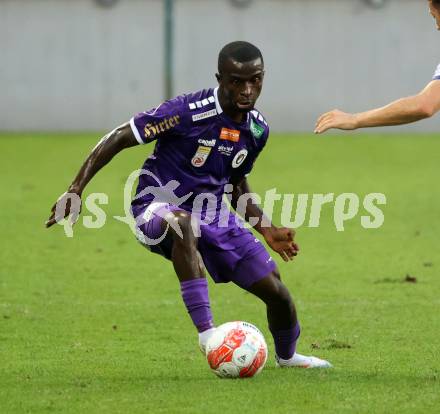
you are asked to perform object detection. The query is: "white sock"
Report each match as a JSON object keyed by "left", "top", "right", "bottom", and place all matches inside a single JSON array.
[{"left": 198, "top": 327, "right": 217, "bottom": 353}]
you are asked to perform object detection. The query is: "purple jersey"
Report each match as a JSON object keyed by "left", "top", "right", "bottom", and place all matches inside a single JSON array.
[{"left": 129, "top": 87, "right": 269, "bottom": 216}]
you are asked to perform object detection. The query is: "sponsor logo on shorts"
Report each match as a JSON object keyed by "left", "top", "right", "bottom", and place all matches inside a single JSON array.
[
  {"left": 250, "top": 119, "right": 265, "bottom": 139},
  {"left": 218, "top": 145, "right": 234, "bottom": 156},
  {"left": 192, "top": 109, "right": 217, "bottom": 122},
  {"left": 144, "top": 115, "right": 180, "bottom": 140},
  {"left": 232, "top": 149, "right": 248, "bottom": 168},
  {"left": 191, "top": 145, "right": 212, "bottom": 167},
  {"left": 220, "top": 128, "right": 240, "bottom": 142},
  {"left": 198, "top": 138, "right": 216, "bottom": 147}
]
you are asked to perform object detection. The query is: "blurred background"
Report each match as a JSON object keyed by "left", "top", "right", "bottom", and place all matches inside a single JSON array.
[{"left": 1, "top": 0, "right": 440, "bottom": 132}]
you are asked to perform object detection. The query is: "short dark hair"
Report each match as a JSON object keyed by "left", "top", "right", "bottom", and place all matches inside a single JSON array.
[{"left": 218, "top": 41, "right": 263, "bottom": 73}]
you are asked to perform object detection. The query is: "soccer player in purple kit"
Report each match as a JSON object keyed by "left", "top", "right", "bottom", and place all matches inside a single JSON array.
[
  {"left": 46, "top": 41, "right": 332, "bottom": 369},
  {"left": 315, "top": 1, "right": 440, "bottom": 134}
]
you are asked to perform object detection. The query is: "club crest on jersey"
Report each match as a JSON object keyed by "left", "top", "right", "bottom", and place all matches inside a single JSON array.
[
  {"left": 232, "top": 149, "right": 248, "bottom": 168},
  {"left": 220, "top": 128, "right": 240, "bottom": 142},
  {"left": 250, "top": 119, "right": 265, "bottom": 139},
  {"left": 191, "top": 145, "right": 212, "bottom": 168}
]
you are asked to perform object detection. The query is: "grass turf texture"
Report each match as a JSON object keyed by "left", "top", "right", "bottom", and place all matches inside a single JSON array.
[{"left": 0, "top": 132, "right": 439, "bottom": 413}]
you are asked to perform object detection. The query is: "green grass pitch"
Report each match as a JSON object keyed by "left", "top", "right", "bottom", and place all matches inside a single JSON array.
[{"left": 1, "top": 132, "right": 439, "bottom": 413}]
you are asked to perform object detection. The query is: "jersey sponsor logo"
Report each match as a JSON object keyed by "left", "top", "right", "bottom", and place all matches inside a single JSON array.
[
  {"left": 250, "top": 119, "right": 265, "bottom": 139},
  {"left": 191, "top": 145, "right": 212, "bottom": 167},
  {"left": 192, "top": 109, "right": 217, "bottom": 122},
  {"left": 232, "top": 149, "right": 248, "bottom": 168},
  {"left": 144, "top": 115, "right": 180, "bottom": 139},
  {"left": 220, "top": 128, "right": 240, "bottom": 142},
  {"left": 218, "top": 145, "right": 234, "bottom": 156},
  {"left": 197, "top": 138, "right": 216, "bottom": 147}
]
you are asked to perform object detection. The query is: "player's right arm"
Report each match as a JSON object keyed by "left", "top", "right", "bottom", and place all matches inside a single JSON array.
[
  {"left": 314, "top": 80, "right": 440, "bottom": 134},
  {"left": 45, "top": 122, "right": 138, "bottom": 228},
  {"left": 46, "top": 95, "right": 187, "bottom": 228}
]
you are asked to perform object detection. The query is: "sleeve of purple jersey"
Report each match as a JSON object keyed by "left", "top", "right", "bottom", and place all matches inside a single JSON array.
[
  {"left": 129, "top": 95, "right": 187, "bottom": 145},
  {"left": 433, "top": 63, "right": 440, "bottom": 81}
]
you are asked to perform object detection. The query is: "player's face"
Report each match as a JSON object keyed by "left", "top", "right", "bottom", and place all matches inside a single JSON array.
[
  {"left": 429, "top": 1, "right": 440, "bottom": 30},
  {"left": 216, "top": 57, "right": 265, "bottom": 114}
]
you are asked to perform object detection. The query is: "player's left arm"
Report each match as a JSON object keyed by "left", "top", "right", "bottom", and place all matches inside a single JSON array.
[
  {"left": 230, "top": 177, "right": 299, "bottom": 262},
  {"left": 314, "top": 80, "right": 440, "bottom": 133}
]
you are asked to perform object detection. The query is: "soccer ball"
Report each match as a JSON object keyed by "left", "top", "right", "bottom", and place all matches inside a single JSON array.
[{"left": 205, "top": 321, "right": 268, "bottom": 378}]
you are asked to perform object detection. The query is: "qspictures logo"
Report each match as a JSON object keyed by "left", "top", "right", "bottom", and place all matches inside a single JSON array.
[{"left": 53, "top": 169, "right": 387, "bottom": 240}]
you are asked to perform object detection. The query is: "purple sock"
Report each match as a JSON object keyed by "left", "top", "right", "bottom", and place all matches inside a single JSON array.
[
  {"left": 180, "top": 278, "right": 214, "bottom": 333},
  {"left": 271, "top": 322, "right": 301, "bottom": 360}
]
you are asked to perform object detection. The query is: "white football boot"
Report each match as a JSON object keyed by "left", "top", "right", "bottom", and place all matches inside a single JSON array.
[
  {"left": 276, "top": 353, "right": 333, "bottom": 368},
  {"left": 198, "top": 327, "right": 217, "bottom": 354}
]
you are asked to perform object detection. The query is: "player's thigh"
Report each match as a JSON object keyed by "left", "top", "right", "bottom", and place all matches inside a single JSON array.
[
  {"left": 133, "top": 202, "right": 194, "bottom": 259},
  {"left": 198, "top": 224, "right": 276, "bottom": 288}
]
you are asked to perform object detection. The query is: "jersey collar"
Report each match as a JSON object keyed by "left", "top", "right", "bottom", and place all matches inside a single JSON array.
[{"left": 213, "top": 87, "right": 223, "bottom": 114}]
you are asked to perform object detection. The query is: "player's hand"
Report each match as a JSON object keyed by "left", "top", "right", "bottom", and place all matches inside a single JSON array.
[
  {"left": 314, "top": 109, "right": 358, "bottom": 134},
  {"left": 45, "top": 191, "right": 82, "bottom": 228},
  {"left": 263, "top": 227, "right": 299, "bottom": 262}
]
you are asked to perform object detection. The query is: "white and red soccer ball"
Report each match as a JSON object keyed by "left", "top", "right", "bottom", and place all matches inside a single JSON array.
[{"left": 205, "top": 321, "right": 268, "bottom": 378}]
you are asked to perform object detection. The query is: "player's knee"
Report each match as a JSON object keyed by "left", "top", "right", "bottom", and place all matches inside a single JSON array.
[
  {"left": 253, "top": 274, "right": 292, "bottom": 306},
  {"left": 268, "top": 278, "right": 293, "bottom": 310},
  {"left": 276, "top": 286, "right": 293, "bottom": 311},
  {"left": 169, "top": 211, "right": 196, "bottom": 244}
]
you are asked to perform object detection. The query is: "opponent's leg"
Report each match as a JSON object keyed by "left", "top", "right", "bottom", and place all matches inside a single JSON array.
[{"left": 247, "top": 271, "right": 332, "bottom": 368}]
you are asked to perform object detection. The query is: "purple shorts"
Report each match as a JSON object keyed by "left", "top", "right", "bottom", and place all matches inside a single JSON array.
[{"left": 131, "top": 202, "right": 276, "bottom": 289}]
